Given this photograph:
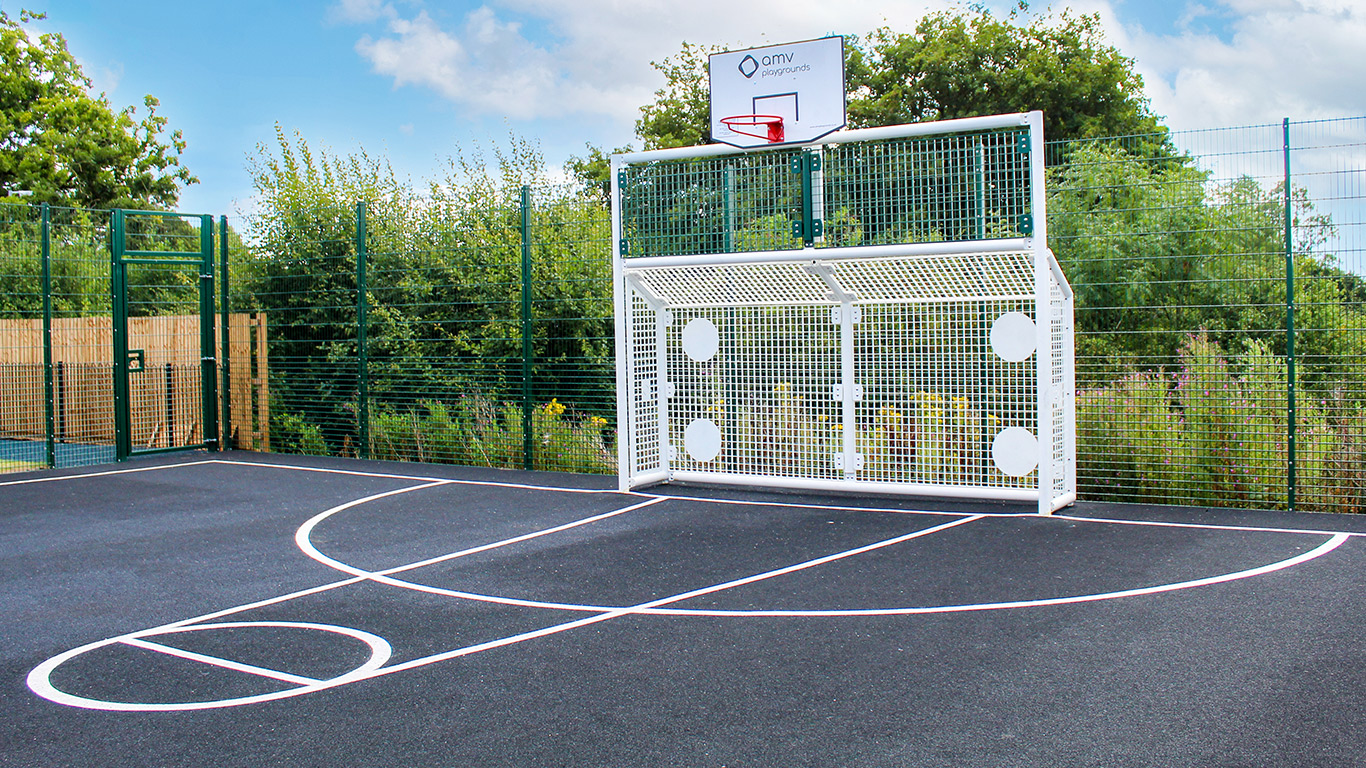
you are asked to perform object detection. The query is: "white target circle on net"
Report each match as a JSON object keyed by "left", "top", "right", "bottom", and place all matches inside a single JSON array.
[
  {"left": 991, "top": 427, "right": 1039, "bottom": 477},
  {"left": 684, "top": 418, "right": 722, "bottom": 462},
  {"left": 990, "top": 312, "right": 1036, "bottom": 362},
  {"left": 681, "top": 317, "right": 720, "bottom": 362}
]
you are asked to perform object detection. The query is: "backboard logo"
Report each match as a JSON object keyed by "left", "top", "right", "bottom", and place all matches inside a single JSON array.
[{"left": 738, "top": 55, "right": 759, "bottom": 79}]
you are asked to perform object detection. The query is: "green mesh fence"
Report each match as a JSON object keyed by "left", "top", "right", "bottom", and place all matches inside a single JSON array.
[
  {"left": 1, "top": 117, "right": 1364, "bottom": 514},
  {"left": 620, "top": 126, "right": 1033, "bottom": 257},
  {"left": 1049, "top": 117, "right": 1366, "bottom": 512},
  {"left": 0, "top": 204, "right": 115, "bottom": 472},
  {"left": 232, "top": 185, "right": 615, "bottom": 473}
]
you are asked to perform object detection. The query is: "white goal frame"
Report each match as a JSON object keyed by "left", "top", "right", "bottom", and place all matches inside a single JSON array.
[{"left": 611, "top": 112, "right": 1076, "bottom": 514}]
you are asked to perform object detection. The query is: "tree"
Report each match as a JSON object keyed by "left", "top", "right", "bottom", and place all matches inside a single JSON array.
[
  {"left": 1047, "top": 140, "right": 1361, "bottom": 386},
  {"left": 848, "top": 8, "right": 1172, "bottom": 154},
  {"left": 626, "top": 7, "right": 1169, "bottom": 152},
  {"left": 0, "top": 10, "right": 195, "bottom": 209},
  {"left": 633, "top": 41, "right": 720, "bottom": 151},
  {"left": 568, "top": 6, "right": 1173, "bottom": 195},
  {"left": 240, "top": 128, "right": 614, "bottom": 457}
]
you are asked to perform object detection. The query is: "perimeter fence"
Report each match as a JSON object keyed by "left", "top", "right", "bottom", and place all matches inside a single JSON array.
[{"left": 0, "top": 116, "right": 1362, "bottom": 513}]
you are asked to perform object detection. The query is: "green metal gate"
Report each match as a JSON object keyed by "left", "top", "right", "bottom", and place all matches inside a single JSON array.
[{"left": 110, "top": 209, "right": 218, "bottom": 460}]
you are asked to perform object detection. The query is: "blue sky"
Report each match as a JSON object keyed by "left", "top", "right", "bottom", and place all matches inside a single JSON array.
[{"left": 8, "top": 0, "right": 1363, "bottom": 215}]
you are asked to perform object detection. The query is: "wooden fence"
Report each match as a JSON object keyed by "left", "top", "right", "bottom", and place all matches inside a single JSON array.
[{"left": 0, "top": 313, "right": 269, "bottom": 452}]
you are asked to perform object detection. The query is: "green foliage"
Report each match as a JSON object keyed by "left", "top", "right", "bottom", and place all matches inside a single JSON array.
[
  {"left": 848, "top": 8, "right": 1171, "bottom": 153},
  {"left": 624, "top": 7, "right": 1172, "bottom": 159},
  {"left": 1079, "top": 332, "right": 1358, "bottom": 512},
  {"left": 634, "top": 41, "right": 720, "bottom": 151},
  {"left": 239, "top": 128, "right": 613, "bottom": 459},
  {"left": 0, "top": 203, "right": 108, "bottom": 319},
  {"left": 563, "top": 143, "right": 633, "bottom": 204},
  {"left": 368, "top": 397, "right": 614, "bottom": 474},
  {"left": 1048, "top": 141, "right": 1365, "bottom": 390},
  {"left": 274, "top": 412, "right": 329, "bottom": 456},
  {"left": 0, "top": 10, "right": 195, "bottom": 209}
]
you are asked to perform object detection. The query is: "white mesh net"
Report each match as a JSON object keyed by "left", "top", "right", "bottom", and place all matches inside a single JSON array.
[
  {"left": 621, "top": 250, "right": 1073, "bottom": 504},
  {"left": 613, "top": 116, "right": 1075, "bottom": 508}
]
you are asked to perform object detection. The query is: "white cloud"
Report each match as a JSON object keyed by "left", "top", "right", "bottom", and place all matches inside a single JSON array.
[
  {"left": 339, "top": 0, "right": 968, "bottom": 123},
  {"left": 336, "top": 0, "right": 1363, "bottom": 135},
  {"left": 1125, "top": 0, "right": 1366, "bottom": 129}
]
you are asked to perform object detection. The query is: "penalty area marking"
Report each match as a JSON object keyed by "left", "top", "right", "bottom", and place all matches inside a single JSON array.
[{"left": 298, "top": 485, "right": 1353, "bottom": 617}]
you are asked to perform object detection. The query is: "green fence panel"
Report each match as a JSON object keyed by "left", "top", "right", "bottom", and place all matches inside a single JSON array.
[{"left": 1, "top": 117, "right": 1363, "bottom": 515}]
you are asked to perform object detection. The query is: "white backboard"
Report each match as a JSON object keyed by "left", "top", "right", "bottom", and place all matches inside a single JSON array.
[{"left": 709, "top": 36, "right": 846, "bottom": 148}]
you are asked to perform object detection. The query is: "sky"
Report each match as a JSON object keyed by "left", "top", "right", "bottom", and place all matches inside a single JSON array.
[{"left": 7, "top": 0, "right": 1365, "bottom": 216}]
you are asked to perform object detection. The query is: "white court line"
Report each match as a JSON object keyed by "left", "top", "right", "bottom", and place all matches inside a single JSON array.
[
  {"left": 302, "top": 496, "right": 1355, "bottom": 617},
  {"left": 26, "top": 455, "right": 1362, "bottom": 711},
  {"left": 0, "top": 459, "right": 219, "bottom": 487},
  {"left": 211, "top": 458, "right": 624, "bottom": 496},
  {"left": 628, "top": 532, "right": 1353, "bottom": 616},
  {"left": 121, "top": 637, "right": 321, "bottom": 686},
  {"left": 25, "top": 484, "right": 673, "bottom": 711},
  {"left": 294, "top": 494, "right": 670, "bottom": 613},
  {"left": 14, "top": 457, "right": 1365, "bottom": 537},
  {"left": 1053, "top": 513, "right": 1366, "bottom": 539},
  {"left": 209, "top": 458, "right": 1366, "bottom": 533},
  {"left": 361, "top": 515, "right": 987, "bottom": 678},
  {"left": 29, "top": 621, "right": 393, "bottom": 712}
]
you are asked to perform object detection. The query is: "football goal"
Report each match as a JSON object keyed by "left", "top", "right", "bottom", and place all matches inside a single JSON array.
[{"left": 611, "top": 111, "right": 1075, "bottom": 514}]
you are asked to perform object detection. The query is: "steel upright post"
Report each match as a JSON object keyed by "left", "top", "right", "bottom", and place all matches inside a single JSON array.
[
  {"left": 219, "top": 216, "right": 231, "bottom": 450},
  {"left": 520, "top": 185, "right": 535, "bottom": 471},
  {"left": 199, "top": 215, "right": 219, "bottom": 452},
  {"left": 1283, "top": 118, "right": 1297, "bottom": 512},
  {"left": 41, "top": 203, "right": 56, "bottom": 467},
  {"left": 356, "top": 201, "right": 370, "bottom": 460},
  {"left": 111, "top": 209, "right": 130, "bottom": 461}
]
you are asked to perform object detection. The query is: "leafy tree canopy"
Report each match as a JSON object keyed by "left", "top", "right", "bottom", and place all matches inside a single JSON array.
[
  {"left": 570, "top": 5, "right": 1173, "bottom": 192},
  {"left": 0, "top": 10, "right": 195, "bottom": 209},
  {"left": 848, "top": 6, "right": 1170, "bottom": 151}
]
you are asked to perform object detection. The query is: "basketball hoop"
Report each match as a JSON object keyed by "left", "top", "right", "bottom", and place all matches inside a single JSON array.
[{"left": 720, "top": 114, "right": 785, "bottom": 144}]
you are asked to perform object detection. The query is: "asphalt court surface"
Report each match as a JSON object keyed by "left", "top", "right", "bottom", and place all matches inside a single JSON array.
[{"left": 4, "top": 451, "right": 1366, "bottom": 767}]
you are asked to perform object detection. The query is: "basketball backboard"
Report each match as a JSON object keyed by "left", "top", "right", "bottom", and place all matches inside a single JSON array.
[{"left": 709, "top": 36, "right": 846, "bottom": 148}]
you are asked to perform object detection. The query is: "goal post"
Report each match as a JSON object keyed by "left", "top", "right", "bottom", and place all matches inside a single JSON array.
[{"left": 611, "top": 111, "right": 1076, "bottom": 514}]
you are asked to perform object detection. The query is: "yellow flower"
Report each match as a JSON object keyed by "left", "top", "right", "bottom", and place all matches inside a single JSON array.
[
  {"left": 543, "top": 398, "right": 565, "bottom": 416},
  {"left": 817, "top": 413, "right": 829, "bottom": 422},
  {"left": 589, "top": 415, "right": 607, "bottom": 427}
]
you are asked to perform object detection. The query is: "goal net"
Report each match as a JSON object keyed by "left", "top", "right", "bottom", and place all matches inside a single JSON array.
[{"left": 611, "top": 112, "right": 1076, "bottom": 513}]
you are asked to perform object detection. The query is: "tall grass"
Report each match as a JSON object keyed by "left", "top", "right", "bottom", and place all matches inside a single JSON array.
[
  {"left": 367, "top": 395, "right": 614, "bottom": 474},
  {"left": 1079, "top": 331, "right": 1359, "bottom": 512}
]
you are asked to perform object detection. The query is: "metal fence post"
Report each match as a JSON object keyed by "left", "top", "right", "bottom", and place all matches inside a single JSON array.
[
  {"left": 356, "top": 201, "right": 370, "bottom": 460},
  {"left": 199, "top": 215, "right": 220, "bottom": 453},
  {"left": 40, "top": 203, "right": 55, "bottom": 468},
  {"left": 110, "top": 208, "right": 130, "bottom": 461},
  {"left": 219, "top": 216, "right": 231, "bottom": 450},
  {"left": 520, "top": 185, "right": 534, "bottom": 471},
  {"left": 1283, "top": 118, "right": 1297, "bottom": 512}
]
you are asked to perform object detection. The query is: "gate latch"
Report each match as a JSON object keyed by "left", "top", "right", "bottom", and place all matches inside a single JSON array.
[{"left": 127, "top": 349, "right": 145, "bottom": 373}]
